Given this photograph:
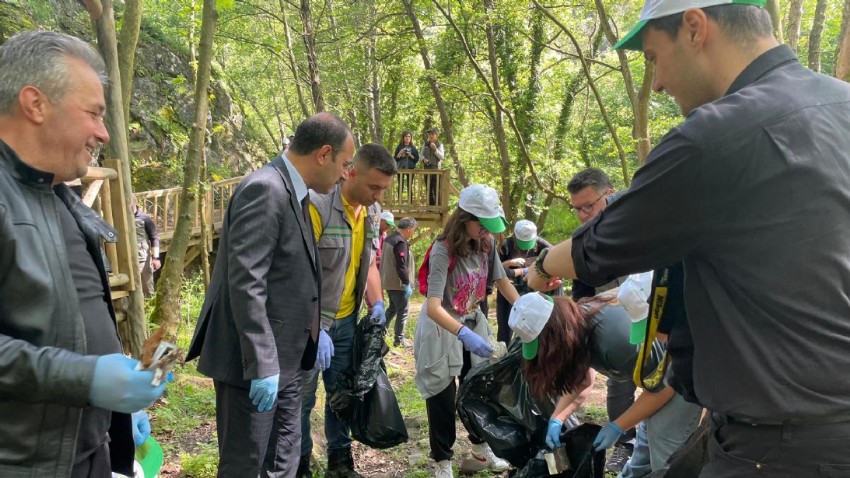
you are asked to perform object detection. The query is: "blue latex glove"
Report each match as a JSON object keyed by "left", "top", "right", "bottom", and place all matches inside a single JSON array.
[
  {"left": 545, "top": 418, "right": 564, "bottom": 450},
  {"left": 404, "top": 284, "right": 413, "bottom": 299},
  {"left": 593, "top": 422, "right": 625, "bottom": 451},
  {"left": 370, "top": 300, "right": 387, "bottom": 326},
  {"left": 131, "top": 411, "right": 151, "bottom": 446},
  {"left": 457, "top": 326, "right": 494, "bottom": 358},
  {"left": 249, "top": 374, "right": 279, "bottom": 413},
  {"left": 89, "top": 354, "right": 166, "bottom": 413},
  {"left": 315, "top": 330, "right": 334, "bottom": 371}
]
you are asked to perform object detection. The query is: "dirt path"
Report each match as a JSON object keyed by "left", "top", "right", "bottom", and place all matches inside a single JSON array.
[{"left": 157, "top": 296, "right": 610, "bottom": 477}]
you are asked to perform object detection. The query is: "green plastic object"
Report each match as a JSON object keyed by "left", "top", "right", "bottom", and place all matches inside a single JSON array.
[
  {"left": 134, "top": 436, "right": 164, "bottom": 478},
  {"left": 629, "top": 318, "right": 647, "bottom": 345}
]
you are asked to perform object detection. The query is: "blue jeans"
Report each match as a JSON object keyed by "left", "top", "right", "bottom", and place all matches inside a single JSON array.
[
  {"left": 620, "top": 393, "right": 702, "bottom": 478},
  {"left": 300, "top": 313, "right": 357, "bottom": 456}
]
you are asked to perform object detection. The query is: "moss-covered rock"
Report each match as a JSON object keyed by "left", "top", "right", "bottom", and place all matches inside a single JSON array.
[{"left": 0, "top": 2, "right": 37, "bottom": 44}]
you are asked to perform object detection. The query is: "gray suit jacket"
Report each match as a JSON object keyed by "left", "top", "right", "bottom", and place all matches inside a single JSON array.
[{"left": 187, "top": 156, "right": 320, "bottom": 387}]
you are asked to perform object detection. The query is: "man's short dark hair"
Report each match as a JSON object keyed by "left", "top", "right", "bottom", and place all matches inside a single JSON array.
[
  {"left": 398, "top": 217, "right": 417, "bottom": 230},
  {"left": 354, "top": 143, "right": 397, "bottom": 176},
  {"left": 567, "top": 168, "right": 613, "bottom": 194},
  {"left": 648, "top": 4, "right": 773, "bottom": 46},
  {"left": 288, "top": 112, "right": 351, "bottom": 156}
]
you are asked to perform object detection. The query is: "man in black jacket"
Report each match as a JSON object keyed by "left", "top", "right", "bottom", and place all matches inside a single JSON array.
[{"left": 0, "top": 31, "right": 167, "bottom": 477}]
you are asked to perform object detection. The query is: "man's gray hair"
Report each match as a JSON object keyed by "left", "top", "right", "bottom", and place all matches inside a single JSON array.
[
  {"left": 398, "top": 217, "right": 417, "bottom": 230},
  {"left": 0, "top": 31, "right": 108, "bottom": 114}
]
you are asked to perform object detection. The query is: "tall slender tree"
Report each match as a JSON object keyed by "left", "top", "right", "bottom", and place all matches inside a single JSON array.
[
  {"left": 150, "top": 0, "right": 219, "bottom": 338},
  {"left": 808, "top": 0, "right": 829, "bottom": 72}
]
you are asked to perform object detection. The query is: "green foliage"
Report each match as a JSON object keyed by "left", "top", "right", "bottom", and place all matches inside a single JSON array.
[{"left": 179, "top": 441, "right": 219, "bottom": 478}]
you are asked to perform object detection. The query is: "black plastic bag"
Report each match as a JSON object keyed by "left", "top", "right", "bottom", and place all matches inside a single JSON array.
[
  {"left": 457, "top": 340, "right": 603, "bottom": 475},
  {"left": 329, "top": 318, "right": 408, "bottom": 449},
  {"left": 329, "top": 319, "right": 388, "bottom": 421},
  {"left": 512, "top": 425, "right": 606, "bottom": 478},
  {"left": 349, "top": 365, "right": 408, "bottom": 449}
]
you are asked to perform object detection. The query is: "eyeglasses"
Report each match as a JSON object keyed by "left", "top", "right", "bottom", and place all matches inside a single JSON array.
[
  {"left": 569, "top": 192, "right": 606, "bottom": 215},
  {"left": 329, "top": 147, "right": 355, "bottom": 171}
]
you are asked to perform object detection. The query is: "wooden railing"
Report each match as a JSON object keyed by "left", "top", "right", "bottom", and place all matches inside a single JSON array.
[
  {"left": 134, "top": 168, "right": 454, "bottom": 251},
  {"left": 134, "top": 176, "right": 245, "bottom": 252},
  {"left": 81, "top": 160, "right": 136, "bottom": 299}
]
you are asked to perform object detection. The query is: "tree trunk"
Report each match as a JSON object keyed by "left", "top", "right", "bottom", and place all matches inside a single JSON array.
[
  {"left": 90, "top": 0, "right": 146, "bottom": 358},
  {"left": 836, "top": 0, "right": 850, "bottom": 81},
  {"left": 149, "top": 0, "right": 218, "bottom": 339},
  {"left": 400, "top": 0, "right": 469, "bottom": 187},
  {"left": 299, "top": 0, "right": 324, "bottom": 112},
  {"left": 765, "top": 0, "right": 784, "bottom": 44},
  {"left": 533, "top": 0, "right": 631, "bottom": 186},
  {"left": 116, "top": 0, "right": 141, "bottom": 129},
  {"left": 594, "top": 0, "right": 652, "bottom": 164},
  {"left": 785, "top": 0, "right": 804, "bottom": 52},
  {"left": 188, "top": 0, "right": 197, "bottom": 80},
  {"left": 325, "top": 0, "right": 362, "bottom": 142},
  {"left": 808, "top": 0, "right": 829, "bottom": 72},
  {"left": 199, "top": 152, "right": 211, "bottom": 287},
  {"left": 484, "top": 0, "right": 514, "bottom": 223},
  {"left": 280, "top": 1, "right": 310, "bottom": 119}
]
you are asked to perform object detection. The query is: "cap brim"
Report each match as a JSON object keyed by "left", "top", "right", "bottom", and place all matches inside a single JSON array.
[
  {"left": 521, "top": 338, "right": 539, "bottom": 360},
  {"left": 386, "top": 220, "right": 395, "bottom": 227},
  {"left": 479, "top": 216, "right": 508, "bottom": 234},
  {"left": 613, "top": 19, "right": 648, "bottom": 51},
  {"left": 516, "top": 238, "right": 536, "bottom": 251}
]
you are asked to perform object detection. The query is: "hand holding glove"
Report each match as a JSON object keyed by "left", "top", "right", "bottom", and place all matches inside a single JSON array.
[
  {"left": 249, "top": 374, "right": 279, "bottom": 413},
  {"left": 131, "top": 411, "right": 152, "bottom": 446},
  {"left": 315, "top": 330, "right": 334, "bottom": 371},
  {"left": 457, "top": 326, "right": 494, "bottom": 358},
  {"left": 370, "top": 300, "right": 386, "bottom": 326},
  {"left": 89, "top": 354, "right": 166, "bottom": 413},
  {"left": 545, "top": 418, "right": 564, "bottom": 450},
  {"left": 593, "top": 422, "right": 625, "bottom": 451},
  {"left": 404, "top": 284, "right": 413, "bottom": 299}
]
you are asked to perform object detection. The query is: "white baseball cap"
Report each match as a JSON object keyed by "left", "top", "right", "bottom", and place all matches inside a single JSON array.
[
  {"left": 514, "top": 220, "right": 538, "bottom": 251},
  {"left": 380, "top": 211, "right": 395, "bottom": 227},
  {"left": 508, "top": 292, "right": 555, "bottom": 360},
  {"left": 614, "top": 0, "right": 766, "bottom": 51},
  {"left": 458, "top": 184, "right": 508, "bottom": 234}
]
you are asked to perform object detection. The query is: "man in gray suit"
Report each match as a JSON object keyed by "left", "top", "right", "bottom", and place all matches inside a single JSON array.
[{"left": 187, "top": 112, "right": 355, "bottom": 478}]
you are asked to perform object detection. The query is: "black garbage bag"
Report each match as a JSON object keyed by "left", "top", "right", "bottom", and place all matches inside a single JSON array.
[
  {"left": 512, "top": 425, "right": 606, "bottom": 478},
  {"left": 328, "top": 318, "right": 408, "bottom": 449},
  {"left": 329, "top": 318, "right": 388, "bottom": 421},
  {"left": 457, "top": 340, "right": 601, "bottom": 474},
  {"left": 349, "top": 364, "right": 408, "bottom": 449}
]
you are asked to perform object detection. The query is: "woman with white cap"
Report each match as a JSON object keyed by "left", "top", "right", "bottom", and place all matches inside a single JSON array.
[
  {"left": 509, "top": 292, "right": 701, "bottom": 478},
  {"left": 414, "top": 184, "right": 521, "bottom": 478}
]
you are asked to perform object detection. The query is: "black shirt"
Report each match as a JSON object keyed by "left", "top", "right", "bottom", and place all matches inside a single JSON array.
[
  {"left": 571, "top": 46, "right": 850, "bottom": 421},
  {"left": 57, "top": 194, "right": 122, "bottom": 460}
]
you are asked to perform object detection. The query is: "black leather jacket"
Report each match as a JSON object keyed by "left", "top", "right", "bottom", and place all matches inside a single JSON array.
[{"left": 0, "top": 140, "right": 133, "bottom": 477}]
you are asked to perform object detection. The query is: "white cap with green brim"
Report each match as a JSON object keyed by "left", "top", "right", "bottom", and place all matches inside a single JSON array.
[
  {"left": 613, "top": 0, "right": 766, "bottom": 51},
  {"left": 458, "top": 184, "right": 509, "bottom": 234},
  {"left": 508, "top": 292, "right": 555, "bottom": 360}
]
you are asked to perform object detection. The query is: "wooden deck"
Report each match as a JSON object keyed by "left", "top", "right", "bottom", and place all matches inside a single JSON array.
[{"left": 134, "top": 169, "right": 453, "bottom": 252}]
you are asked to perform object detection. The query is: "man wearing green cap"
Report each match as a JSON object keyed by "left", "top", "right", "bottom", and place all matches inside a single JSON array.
[{"left": 527, "top": 1, "right": 850, "bottom": 475}]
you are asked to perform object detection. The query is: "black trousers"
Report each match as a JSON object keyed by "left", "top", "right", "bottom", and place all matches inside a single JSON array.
[
  {"left": 607, "top": 376, "right": 637, "bottom": 444},
  {"left": 71, "top": 443, "right": 111, "bottom": 478},
  {"left": 425, "top": 350, "right": 483, "bottom": 462},
  {"left": 495, "top": 292, "right": 513, "bottom": 344},
  {"left": 215, "top": 377, "right": 302, "bottom": 478},
  {"left": 700, "top": 414, "right": 850, "bottom": 477}
]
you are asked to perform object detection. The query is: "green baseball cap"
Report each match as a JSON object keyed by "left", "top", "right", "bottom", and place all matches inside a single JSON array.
[
  {"left": 459, "top": 184, "right": 509, "bottom": 234},
  {"left": 613, "top": 0, "right": 767, "bottom": 51},
  {"left": 508, "top": 293, "right": 555, "bottom": 360}
]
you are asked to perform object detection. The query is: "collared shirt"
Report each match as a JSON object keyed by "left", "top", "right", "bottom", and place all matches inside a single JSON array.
[
  {"left": 309, "top": 195, "right": 365, "bottom": 318},
  {"left": 282, "top": 152, "right": 308, "bottom": 203},
  {"left": 571, "top": 45, "right": 850, "bottom": 421}
]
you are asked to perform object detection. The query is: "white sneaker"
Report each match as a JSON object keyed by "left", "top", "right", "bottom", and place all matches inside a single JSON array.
[
  {"left": 470, "top": 443, "right": 510, "bottom": 471},
  {"left": 434, "top": 460, "right": 453, "bottom": 478}
]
